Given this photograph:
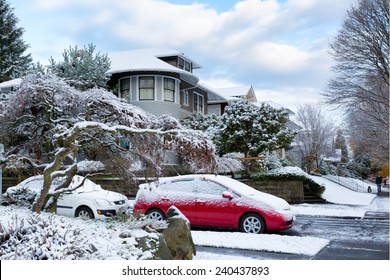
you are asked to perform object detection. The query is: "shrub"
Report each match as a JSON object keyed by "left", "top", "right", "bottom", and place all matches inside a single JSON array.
[
  {"left": 0, "top": 215, "right": 95, "bottom": 260},
  {"left": 252, "top": 166, "right": 325, "bottom": 196}
]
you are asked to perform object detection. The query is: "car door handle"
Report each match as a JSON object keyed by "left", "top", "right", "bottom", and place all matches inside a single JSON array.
[{"left": 197, "top": 199, "right": 206, "bottom": 203}]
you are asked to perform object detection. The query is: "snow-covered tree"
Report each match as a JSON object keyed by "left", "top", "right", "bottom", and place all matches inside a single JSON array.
[
  {"left": 0, "top": 74, "right": 217, "bottom": 213},
  {"left": 324, "top": 0, "right": 389, "bottom": 168},
  {"left": 214, "top": 100, "right": 296, "bottom": 157},
  {"left": 334, "top": 129, "right": 349, "bottom": 163},
  {"left": 181, "top": 112, "right": 219, "bottom": 134},
  {"left": 48, "top": 43, "right": 111, "bottom": 91},
  {"left": 0, "top": 0, "right": 32, "bottom": 82}
]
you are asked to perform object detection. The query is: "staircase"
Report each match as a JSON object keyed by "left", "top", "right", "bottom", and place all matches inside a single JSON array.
[{"left": 303, "top": 186, "right": 327, "bottom": 204}]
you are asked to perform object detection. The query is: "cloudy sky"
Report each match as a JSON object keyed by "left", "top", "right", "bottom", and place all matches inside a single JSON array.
[{"left": 10, "top": 0, "right": 356, "bottom": 114}]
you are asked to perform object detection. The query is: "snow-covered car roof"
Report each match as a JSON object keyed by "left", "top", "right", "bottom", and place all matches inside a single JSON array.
[{"left": 5, "top": 175, "right": 102, "bottom": 195}]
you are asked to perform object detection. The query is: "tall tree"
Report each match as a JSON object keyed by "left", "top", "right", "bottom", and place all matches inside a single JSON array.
[
  {"left": 323, "top": 0, "right": 389, "bottom": 165},
  {"left": 48, "top": 43, "right": 111, "bottom": 91},
  {"left": 294, "top": 104, "right": 336, "bottom": 173},
  {"left": 0, "top": 0, "right": 32, "bottom": 82}
]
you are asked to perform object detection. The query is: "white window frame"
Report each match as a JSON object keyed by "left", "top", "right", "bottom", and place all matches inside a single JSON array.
[
  {"left": 193, "top": 92, "right": 204, "bottom": 114},
  {"left": 139, "top": 76, "right": 155, "bottom": 100},
  {"left": 119, "top": 77, "right": 131, "bottom": 101},
  {"left": 163, "top": 77, "right": 175, "bottom": 102}
]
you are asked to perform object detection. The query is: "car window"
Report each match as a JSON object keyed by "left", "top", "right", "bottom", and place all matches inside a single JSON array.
[
  {"left": 196, "top": 179, "right": 228, "bottom": 196},
  {"left": 159, "top": 179, "right": 197, "bottom": 194}
]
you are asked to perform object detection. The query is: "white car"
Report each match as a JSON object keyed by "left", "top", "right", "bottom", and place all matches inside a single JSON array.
[{"left": 4, "top": 175, "right": 130, "bottom": 219}]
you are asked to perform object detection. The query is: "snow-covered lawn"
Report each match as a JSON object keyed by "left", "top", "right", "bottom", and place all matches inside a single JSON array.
[{"left": 1, "top": 175, "right": 388, "bottom": 260}]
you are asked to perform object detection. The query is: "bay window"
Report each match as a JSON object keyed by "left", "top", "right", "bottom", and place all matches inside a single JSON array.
[
  {"left": 139, "top": 76, "right": 155, "bottom": 100},
  {"left": 164, "top": 77, "right": 175, "bottom": 102}
]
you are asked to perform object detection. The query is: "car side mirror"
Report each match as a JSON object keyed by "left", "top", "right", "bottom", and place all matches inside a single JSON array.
[{"left": 222, "top": 191, "right": 233, "bottom": 200}]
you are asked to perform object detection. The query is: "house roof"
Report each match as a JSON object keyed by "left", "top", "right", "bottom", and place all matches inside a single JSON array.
[
  {"left": 201, "top": 84, "right": 257, "bottom": 103},
  {"left": 216, "top": 86, "right": 255, "bottom": 99},
  {"left": 107, "top": 48, "right": 200, "bottom": 85}
]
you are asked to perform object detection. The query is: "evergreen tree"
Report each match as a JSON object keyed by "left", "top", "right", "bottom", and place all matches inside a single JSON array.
[
  {"left": 0, "top": 0, "right": 32, "bottom": 82},
  {"left": 48, "top": 43, "right": 111, "bottom": 91},
  {"left": 214, "top": 100, "right": 296, "bottom": 157},
  {"left": 181, "top": 112, "right": 219, "bottom": 133},
  {"left": 334, "top": 129, "right": 349, "bottom": 163}
]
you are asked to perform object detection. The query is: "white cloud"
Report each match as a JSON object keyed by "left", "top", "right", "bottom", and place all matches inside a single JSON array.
[{"left": 11, "top": 0, "right": 355, "bottom": 111}]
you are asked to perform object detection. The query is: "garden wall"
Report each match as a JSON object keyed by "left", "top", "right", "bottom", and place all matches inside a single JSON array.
[{"left": 242, "top": 179, "right": 304, "bottom": 204}]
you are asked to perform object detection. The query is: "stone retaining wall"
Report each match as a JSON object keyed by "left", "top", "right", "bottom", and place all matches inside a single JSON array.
[{"left": 243, "top": 179, "right": 304, "bottom": 204}]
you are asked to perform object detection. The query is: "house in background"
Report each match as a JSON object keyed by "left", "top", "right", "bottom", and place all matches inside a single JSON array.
[
  {"left": 107, "top": 48, "right": 213, "bottom": 120},
  {"left": 0, "top": 78, "right": 23, "bottom": 114},
  {"left": 205, "top": 85, "right": 257, "bottom": 116}
]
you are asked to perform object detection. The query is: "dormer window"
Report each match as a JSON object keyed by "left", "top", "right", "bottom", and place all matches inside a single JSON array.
[
  {"left": 178, "top": 57, "right": 192, "bottom": 72},
  {"left": 185, "top": 61, "right": 191, "bottom": 72}
]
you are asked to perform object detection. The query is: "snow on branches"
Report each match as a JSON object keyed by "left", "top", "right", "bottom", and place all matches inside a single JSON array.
[{"left": 0, "top": 74, "right": 217, "bottom": 213}]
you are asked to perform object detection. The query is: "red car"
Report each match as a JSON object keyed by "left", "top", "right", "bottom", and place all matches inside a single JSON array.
[{"left": 133, "top": 174, "right": 295, "bottom": 233}]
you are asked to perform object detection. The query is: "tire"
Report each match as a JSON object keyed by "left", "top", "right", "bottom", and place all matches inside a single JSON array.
[
  {"left": 75, "top": 206, "right": 95, "bottom": 219},
  {"left": 146, "top": 209, "right": 166, "bottom": 221},
  {"left": 240, "top": 213, "right": 265, "bottom": 234}
]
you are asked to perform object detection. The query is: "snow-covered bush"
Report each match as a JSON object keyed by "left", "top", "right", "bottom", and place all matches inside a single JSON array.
[
  {"left": 217, "top": 153, "right": 244, "bottom": 174},
  {"left": 252, "top": 166, "right": 325, "bottom": 196},
  {"left": 1, "top": 186, "right": 36, "bottom": 208},
  {"left": 0, "top": 215, "right": 95, "bottom": 260}
]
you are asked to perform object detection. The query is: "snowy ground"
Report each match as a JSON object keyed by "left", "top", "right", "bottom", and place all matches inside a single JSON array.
[{"left": 0, "top": 175, "right": 388, "bottom": 260}]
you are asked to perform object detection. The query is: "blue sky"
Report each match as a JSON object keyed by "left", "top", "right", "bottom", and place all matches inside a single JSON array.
[{"left": 9, "top": 0, "right": 356, "bottom": 115}]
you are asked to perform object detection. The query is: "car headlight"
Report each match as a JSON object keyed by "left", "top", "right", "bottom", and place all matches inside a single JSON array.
[{"left": 95, "top": 199, "right": 113, "bottom": 206}]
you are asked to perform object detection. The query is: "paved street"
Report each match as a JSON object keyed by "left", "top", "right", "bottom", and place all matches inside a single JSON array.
[{"left": 196, "top": 195, "right": 390, "bottom": 260}]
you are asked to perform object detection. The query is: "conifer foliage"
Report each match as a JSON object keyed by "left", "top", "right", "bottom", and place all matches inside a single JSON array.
[
  {"left": 48, "top": 43, "right": 111, "bottom": 91},
  {"left": 0, "top": 0, "right": 32, "bottom": 82},
  {"left": 215, "top": 101, "right": 296, "bottom": 157}
]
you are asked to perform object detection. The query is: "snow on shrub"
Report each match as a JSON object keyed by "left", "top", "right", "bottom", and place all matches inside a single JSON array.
[
  {"left": 252, "top": 166, "right": 326, "bottom": 196},
  {"left": 0, "top": 214, "right": 95, "bottom": 260},
  {"left": 1, "top": 186, "right": 36, "bottom": 208}
]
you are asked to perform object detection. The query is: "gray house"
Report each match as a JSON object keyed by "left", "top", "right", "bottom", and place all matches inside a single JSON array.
[{"left": 106, "top": 48, "right": 211, "bottom": 120}]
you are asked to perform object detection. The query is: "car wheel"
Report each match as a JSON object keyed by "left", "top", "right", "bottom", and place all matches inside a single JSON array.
[
  {"left": 240, "top": 213, "right": 265, "bottom": 234},
  {"left": 146, "top": 209, "right": 166, "bottom": 221},
  {"left": 75, "top": 206, "right": 95, "bottom": 219}
]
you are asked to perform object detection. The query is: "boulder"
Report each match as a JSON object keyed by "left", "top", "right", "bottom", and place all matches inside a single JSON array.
[
  {"left": 137, "top": 233, "right": 173, "bottom": 260},
  {"left": 162, "top": 206, "right": 196, "bottom": 260}
]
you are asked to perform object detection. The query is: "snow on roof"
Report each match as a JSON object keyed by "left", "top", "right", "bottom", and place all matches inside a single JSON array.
[
  {"left": 107, "top": 48, "right": 200, "bottom": 85},
  {"left": 216, "top": 86, "right": 252, "bottom": 98}
]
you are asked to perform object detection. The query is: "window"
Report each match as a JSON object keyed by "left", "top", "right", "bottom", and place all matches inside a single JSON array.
[
  {"left": 196, "top": 180, "right": 227, "bottom": 196},
  {"left": 183, "top": 90, "right": 189, "bottom": 106},
  {"left": 178, "top": 57, "right": 192, "bottom": 72},
  {"left": 139, "top": 77, "right": 154, "bottom": 100},
  {"left": 178, "top": 57, "right": 184, "bottom": 69},
  {"left": 185, "top": 61, "right": 191, "bottom": 72},
  {"left": 164, "top": 78, "right": 175, "bottom": 102},
  {"left": 193, "top": 92, "right": 204, "bottom": 113},
  {"left": 159, "top": 179, "right": 196, "bottom": 193},
  {"left": 119, "top": 78, "right": 130, "bottom": 101}
]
